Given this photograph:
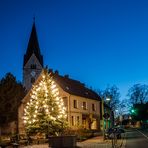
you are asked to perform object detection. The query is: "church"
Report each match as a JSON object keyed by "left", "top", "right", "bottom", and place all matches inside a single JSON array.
[{"left": 18, "top": 22, "right": 102, "bottom": 134}]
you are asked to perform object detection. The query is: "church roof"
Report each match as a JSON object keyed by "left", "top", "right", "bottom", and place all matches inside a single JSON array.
[
  {"left": 23, "top": 22, "right": 43, "bottom": 67},
  {"left": 22, "top": 69, "right": 101, "bottom": 103},
  {"left": 52, "top": 72, "right": 101, "bottom": 101}
]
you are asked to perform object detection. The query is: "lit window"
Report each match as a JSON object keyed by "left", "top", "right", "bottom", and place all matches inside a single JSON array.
[
  {"left": 82, "top": 102, "right": 87, "bottom": 110},
  {"left": 82, "top": 119, "right": 86, "bottom": 129},
  {"left": 74, "top": 100, "right": 78, "bottom": 108}
]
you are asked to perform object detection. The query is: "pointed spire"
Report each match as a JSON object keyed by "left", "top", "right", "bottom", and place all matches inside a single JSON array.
[
  {"left": 33, "top": 16, "right": 35, "bottom": 23},
  {"left": 23, "top": 20, "right": 43, "bottom": 66}
]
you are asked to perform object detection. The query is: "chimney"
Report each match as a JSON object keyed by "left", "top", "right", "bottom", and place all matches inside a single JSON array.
[
  {"left": 55, "top": 70, "right": 59, "bottom": 75},
  {"left": 64, "top": 74, "right": 69, "bottom": 78},
  {"left": 48, "top": 69, "right": 53, "bottom": 73}
]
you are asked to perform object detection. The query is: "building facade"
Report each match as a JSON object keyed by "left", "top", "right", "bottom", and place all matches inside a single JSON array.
[{"left": 53, "top": 72, "right": 101, "bottom": 130}]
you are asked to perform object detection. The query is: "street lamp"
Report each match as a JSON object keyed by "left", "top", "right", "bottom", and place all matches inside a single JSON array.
[
  {"left": 102, "top": 97, "right": 110, "bottom": 140},
  {"left": 106, "top": 97, "right": 110, "bottom": 101}
]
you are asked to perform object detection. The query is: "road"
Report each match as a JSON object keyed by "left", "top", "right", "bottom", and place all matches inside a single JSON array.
[{"left": 125, "top": 129, "right": 148, "bottom": 148}]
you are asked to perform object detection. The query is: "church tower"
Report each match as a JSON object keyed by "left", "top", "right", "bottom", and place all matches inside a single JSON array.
[{"left": 23, "top": 21, "right": 43, "bottom": 91}]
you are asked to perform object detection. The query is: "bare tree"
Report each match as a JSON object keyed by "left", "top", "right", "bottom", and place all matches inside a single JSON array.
[
  {"left": 98, "top": 85, "right": 120, "bottom": 111},
  {"left": 127, "top": 84, "right": 148, "bottom": 105},
  {"left": 116, "top": 99, "right": 131, "bottom": 117}
]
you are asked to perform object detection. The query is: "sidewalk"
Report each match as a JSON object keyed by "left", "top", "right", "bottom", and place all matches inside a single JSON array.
[
  {"left": 20, "top": 135, "right": 112, "bottom": 148},
  {"left": 18, "top": 134, "right": 126, "bottom": 148},
  {"left": 77, "top": 136, "right": 112, "bottom": 148}
]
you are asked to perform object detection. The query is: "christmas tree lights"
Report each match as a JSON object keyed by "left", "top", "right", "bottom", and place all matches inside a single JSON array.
[{"left": 23, "top": 70, "right": 67, "bottom": 135}]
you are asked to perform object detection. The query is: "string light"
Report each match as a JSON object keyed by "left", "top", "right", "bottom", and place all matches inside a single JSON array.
[
  {"left": 45, "top": 109, "right": 49, "bottom": 113},
  {"left": 23, "top": 71, "right": 67, "bottom": 131},
  {"left": 51, "top": 84, "right": 56, "bottom": 89}
]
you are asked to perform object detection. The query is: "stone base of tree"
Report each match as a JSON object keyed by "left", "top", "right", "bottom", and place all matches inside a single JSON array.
[{"left": 49, "top": 135, "right": 76, "bottom": 148}]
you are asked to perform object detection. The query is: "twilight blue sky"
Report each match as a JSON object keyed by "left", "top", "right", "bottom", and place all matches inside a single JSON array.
[{"left": 1, "top": 0, "right": 148, "bottom": 99}]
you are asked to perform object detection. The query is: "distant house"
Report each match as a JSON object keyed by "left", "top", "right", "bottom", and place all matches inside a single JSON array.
[{"left": 18, "top": 70, "right": 102, "bottom": 133}]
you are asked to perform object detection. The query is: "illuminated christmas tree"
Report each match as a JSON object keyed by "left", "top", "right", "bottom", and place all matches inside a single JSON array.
[{"left": 23, "top": 70, "right": 67, "bottom": 135}]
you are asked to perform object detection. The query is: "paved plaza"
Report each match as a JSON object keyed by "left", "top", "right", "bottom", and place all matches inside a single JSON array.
[{"left": 18, "top": 135, "right": 125, "bottom": 148}]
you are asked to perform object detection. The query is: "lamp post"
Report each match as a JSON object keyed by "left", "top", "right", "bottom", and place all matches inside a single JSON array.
[{"left": 102, "top": 97, "right": 110, "bottom": 140}]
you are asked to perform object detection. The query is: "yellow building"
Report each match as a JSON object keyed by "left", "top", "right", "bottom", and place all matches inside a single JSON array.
[{"left": 18, "top": 70, "right": 101, "bottom": 134}]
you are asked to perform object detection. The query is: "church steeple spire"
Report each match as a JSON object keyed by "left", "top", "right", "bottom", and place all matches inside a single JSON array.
[
  {"left": 23, "top": 21, "right": 43, "bottom": 91},
  {"left": 23, "top": 21, "right": 43, "bottom": 67}
]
